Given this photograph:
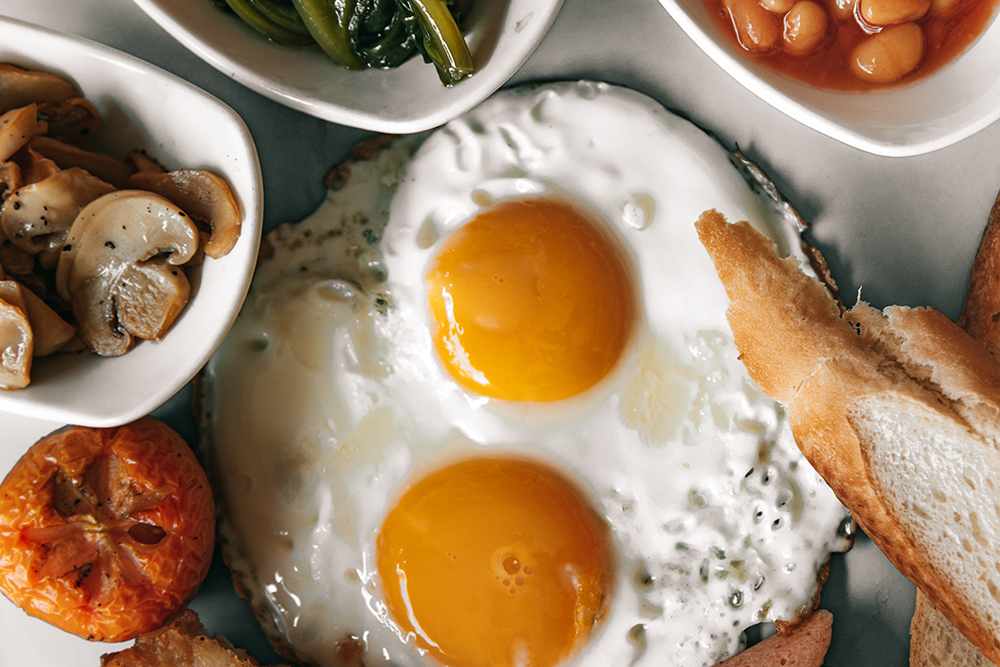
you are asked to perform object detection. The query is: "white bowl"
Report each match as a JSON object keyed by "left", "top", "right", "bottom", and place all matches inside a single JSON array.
[
  {"left": 656, "top": 0, "right": 1000, "bottom": 156},
  {"left": 0, "top": 16, "right": 262, "bottom": 427},
  {"left": 130, "top": 0, "right": 564, "bottom": 133}
]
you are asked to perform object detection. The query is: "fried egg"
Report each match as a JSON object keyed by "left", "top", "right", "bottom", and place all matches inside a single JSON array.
[{"left": 203, "top": 82, "right": 850, "bottom": 667}]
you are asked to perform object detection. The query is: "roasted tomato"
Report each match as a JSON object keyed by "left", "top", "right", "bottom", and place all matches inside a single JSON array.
[{"left": 0, "top": 417, "right": 215, "bottom": 642}]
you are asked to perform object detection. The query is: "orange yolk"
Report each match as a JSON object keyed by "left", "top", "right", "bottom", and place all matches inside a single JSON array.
[
  {"left": 424, "top": 196, "right": 637, "bottom": 402},
  {"left": 376, "top": 457, "right": 615, "bottom": 667}
]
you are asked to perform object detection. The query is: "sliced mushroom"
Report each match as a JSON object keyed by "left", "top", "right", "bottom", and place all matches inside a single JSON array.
[
  {"left": 37, "top": 98, "right": 103, "bottom": 144},
  {"left": 0, "top": 297, "right": 32, "bottom": 389},
  {"left": 0, "top": 228, "right": 34, "bottom": 276},
  {"left": 61, "top": 191, "right": 198, "bottom": 356},
  {"left": 29, "top": 135, "right": 133, "bottom": 189},
  {"left": 55, "top": 189, "right": 149, "bottom": 301},
  {"left": 0, "top": 64, "right": 79, "bottom": 115},
  {"left": 1, "top": 167, "right": 116, "bottom": 268},
  {"left": 0, "top": 105, "right": 48, "bottom": 163},
  {"left": 129, "top": 169, "right": 241, "bottom": 258},
  {"left": 0, "top": 160, "right": 21, "bottom": 200},
  {"left": 10, "top": 145, "right": 60, "bottom": 186},
  {"left": 125, "top": 150, "right": 166, "bottom": 175},
  {"left": 0, "top": 280, "right": 75, "bottom": 356}
]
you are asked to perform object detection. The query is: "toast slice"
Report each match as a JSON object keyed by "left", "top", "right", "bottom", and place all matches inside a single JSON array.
[{"left": 695, "top": 209, "right": 1000, "bottom": 665}]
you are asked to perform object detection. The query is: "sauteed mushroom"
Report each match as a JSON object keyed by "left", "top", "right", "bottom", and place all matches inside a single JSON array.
[
  {"left": 1, "top": 167, "right": 116, "bottom": 268},
  {"left": 37, "top": 98, "right": 103, "bottom": 143},
  {"left": 130, "top": 169, "right": 241, "bottom": 258},
  {"left": 0, "top": 105, "right": 47, "bottom": 162},
  {"left": 0, "top": 280, "right": 75, "bottom": 356},
  {"left": 29, "top": 135, "right": 132, "bottom": 188},
  {"left": 0, "top": 297, "right": 32, "bottom": 389},
  {"left": 0, "top": 64, "right": 78, "bottom": 115},
  {"left": 59, "top": 191, "right": 199, "bottom": 356}
]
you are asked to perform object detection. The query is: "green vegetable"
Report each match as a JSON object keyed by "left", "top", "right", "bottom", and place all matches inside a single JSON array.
[
  {"left": 215, "top": 0, "right": 476, "bottom": 85},
  {"left": 291, "top": 0, "right": 366, "bottom": 69},
  {"left": 403, "top": 0, "right": 475, "bottom": 85},
  {"left": 223, "top": 0, "right": 314, "bottom": 45},
  {"left": 249, "top": 0, "right": 311, "bottom": 35}
]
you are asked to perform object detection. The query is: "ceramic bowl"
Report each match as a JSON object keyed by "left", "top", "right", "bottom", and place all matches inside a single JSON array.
[
  {"left": 131, "top": 0, "right": 565, "bottom": 133},
  {"left": 656, "top": 0, "right": 1000, "bottom": 156},
  {"left": 0, "top": 16, "right": 262, "bottom": 427}
]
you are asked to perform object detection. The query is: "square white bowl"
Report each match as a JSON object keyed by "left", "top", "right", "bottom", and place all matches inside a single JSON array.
[
  {"left": 657, "top": 0, "right": 1000, "bottom": 156},
  {"left": 131, "top": 0, "right": 565, "bottom": 133},
  {"left": 0, "top": 16, "right": 262, "bottom": 427}
]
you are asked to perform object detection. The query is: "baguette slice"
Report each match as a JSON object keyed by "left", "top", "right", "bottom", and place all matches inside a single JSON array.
[
  {"left": 695, "top": 209, "right": 1000, "bottom": 665},
  {"left": 911, "top": 188, "right": 1000, "bottom": 667}
]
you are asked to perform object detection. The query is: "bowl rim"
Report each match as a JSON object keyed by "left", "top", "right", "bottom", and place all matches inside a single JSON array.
[
  {"left": 130, "top": 0, "right": 567, "bottom": 133},
  {"left": 0, "top": 15, "right": 263, "bottom": 427},
  {"left": 657, "top": 0, "right": 1000, "bottom": 157}
]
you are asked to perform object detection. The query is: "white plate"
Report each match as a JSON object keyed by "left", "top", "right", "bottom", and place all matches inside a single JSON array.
[
  {"left": 0, "top": 16, "right": 262, "bottom": 427},
  {"left": 130, "top": 0, "right": 565, "bottom": 133},
  {"left": 656, "top": 0, "right": 1000, "bottom": 156}
]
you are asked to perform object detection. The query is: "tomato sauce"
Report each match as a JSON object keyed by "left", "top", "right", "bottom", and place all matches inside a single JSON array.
[{"left": 704, "top": 0, "right": 999, "bottom": 90}]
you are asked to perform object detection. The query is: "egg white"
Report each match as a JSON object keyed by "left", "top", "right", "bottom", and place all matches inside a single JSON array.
[{"left": 204, "top": 82, "right": 848, "bottom": 667}]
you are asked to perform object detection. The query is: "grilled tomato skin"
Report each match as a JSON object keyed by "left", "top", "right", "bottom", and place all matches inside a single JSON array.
[{"left": 0, "top": 418, "right": 215, "bottom": 642}]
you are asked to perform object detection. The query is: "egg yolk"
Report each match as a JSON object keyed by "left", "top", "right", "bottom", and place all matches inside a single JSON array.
[
  {"left": 424, "top": 196, "right": 637, "bottom": 401},
  {"left": 376, "top": 457, "right": 614, "bottom": 667}
]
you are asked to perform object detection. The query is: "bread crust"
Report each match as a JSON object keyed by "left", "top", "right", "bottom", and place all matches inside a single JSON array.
[
  {"left": 695, "top": 209, "right": 1000, "bottom": 665},
  {"left": 958, "top": 188, "right": 1000, "bottom": 356},
  {"left": 909, "top": 189, "right": 1000, "bottom": 667}
]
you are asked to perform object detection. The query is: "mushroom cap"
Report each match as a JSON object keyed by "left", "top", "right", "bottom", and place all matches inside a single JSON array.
[
  {"left": 60, "top": 190, "right": 199, "bottom": 356},
  {"left": 0, "top": 64, "right": 79, "bottom": 116},
  {"left": 1, "top": 167, "right": 116, "bottom": 260},
  {"left": 0, "top": 297, "right": 32, "bottom": 389},
  {"left": 130, "top": 169, "right": 241, "bottom": 258},
  {"left": 56, "top": 189, "right": 150, "bottom": 301}
]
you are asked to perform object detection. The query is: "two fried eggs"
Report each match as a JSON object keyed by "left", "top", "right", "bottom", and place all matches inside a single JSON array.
[{"left": 204, "top": 82, "right": 849, "bottom": 667}]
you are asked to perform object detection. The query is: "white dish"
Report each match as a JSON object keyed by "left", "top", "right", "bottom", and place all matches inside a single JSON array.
[
  {"left": 656, "top": 0, "right": 1000, "bottom": 156},
  {"left": 130, "top": 0, "right": 565, "bottom": 133},
  {"left": 0, "top": 16, "right": 262, "bottom": 427}
]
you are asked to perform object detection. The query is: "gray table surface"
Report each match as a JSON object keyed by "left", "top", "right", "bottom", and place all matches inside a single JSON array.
[{"left": 3, "top": 0, "right": 997, "bottom": 664}]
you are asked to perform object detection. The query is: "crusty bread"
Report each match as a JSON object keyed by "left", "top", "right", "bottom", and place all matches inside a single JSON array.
[
  {"left": 912, "top": 593, "right": 994, "bottom": 667},
  {"left": 100, "top": 608, "right": 290, "bottom": 667},
  {"left": 695, "top": 209, "right": 1000, "bottom": 665},
  {"left": 718, "top": 610, "right": 833, "bottom": 667},
  {"left": 958, "top": 189, "right": 1000, "bottom": 356},
  {"left": 910, "top": 188, "right": 1000, "bottom": 667}
]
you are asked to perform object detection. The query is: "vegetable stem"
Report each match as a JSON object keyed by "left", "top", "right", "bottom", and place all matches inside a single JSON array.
[
  {"left": 409, "top": 0, "right": 475, "bottom": 85},
  {"left": 291, "top": 0, "right": 366, "bottom": 69},
  {"left": 223, "top": 0, "right": 315, "bottom": 45}
]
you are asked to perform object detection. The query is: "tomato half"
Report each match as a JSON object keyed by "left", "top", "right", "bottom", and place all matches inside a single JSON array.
[{"left": 0, "top": 417, "right": 215, "bottom": 642}]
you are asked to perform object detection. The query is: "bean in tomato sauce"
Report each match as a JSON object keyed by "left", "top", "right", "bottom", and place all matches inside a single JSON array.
[{"left": 708, "top": 0, "right": 999, "bottom": 89}]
